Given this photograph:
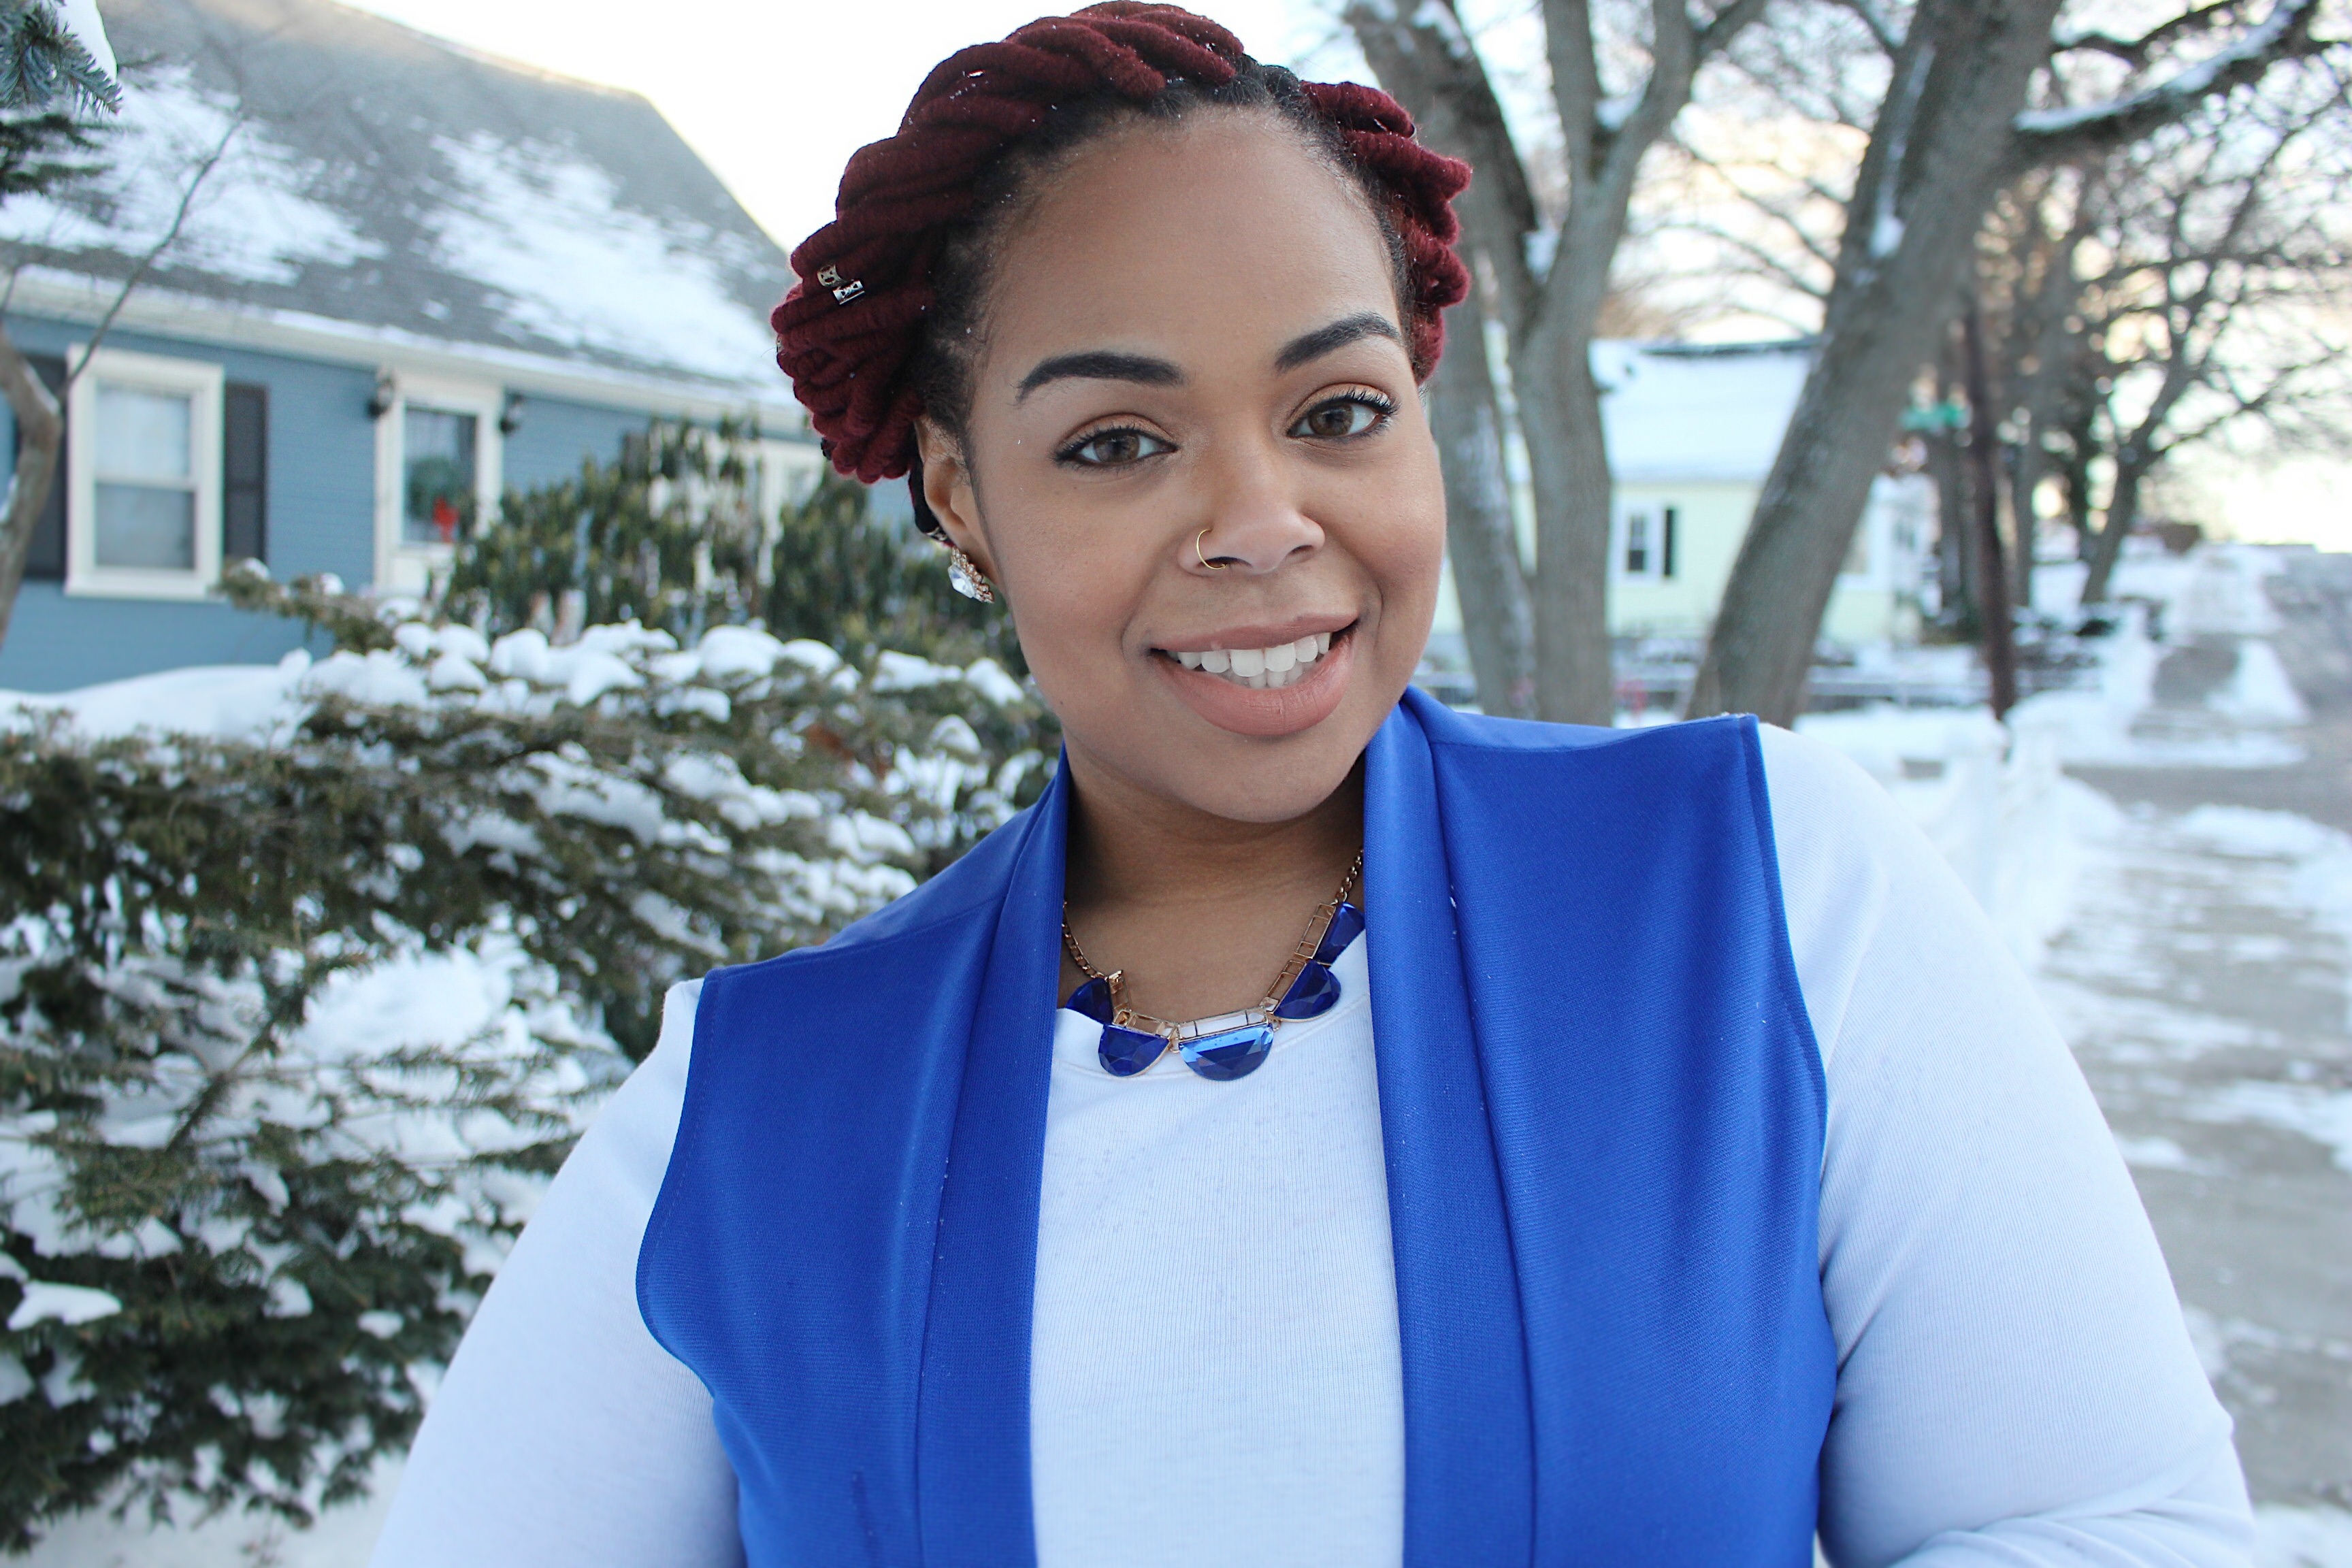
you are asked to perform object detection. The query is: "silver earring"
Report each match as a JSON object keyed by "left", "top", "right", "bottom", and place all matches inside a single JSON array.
[{"left": 945, "top": 544, "right": 996, "bottom": 604}]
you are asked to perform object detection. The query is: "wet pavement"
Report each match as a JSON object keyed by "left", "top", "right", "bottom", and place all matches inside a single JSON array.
[{"left": 2044, "top": 551, "right": 2352, "bottom": 1555}]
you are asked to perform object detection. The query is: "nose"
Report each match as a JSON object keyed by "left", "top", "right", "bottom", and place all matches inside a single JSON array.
[{"left": 1186, "top": 436, "right": 1323, "bottom": 576}]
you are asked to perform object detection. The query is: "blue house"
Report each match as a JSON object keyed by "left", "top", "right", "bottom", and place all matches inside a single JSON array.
[{"left": 0, "top": 0, "right": 815, "bottom": 693}]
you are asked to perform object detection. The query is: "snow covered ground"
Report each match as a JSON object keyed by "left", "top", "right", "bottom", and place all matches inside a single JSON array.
[{"left": 13, "top": 544, "right": 2350, "bottom": 1564}]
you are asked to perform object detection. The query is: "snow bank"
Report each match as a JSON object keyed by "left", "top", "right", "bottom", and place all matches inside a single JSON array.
[
  {"left": 1796, "top": 704, "right": 2120, "bottom": 968},
  {"left": 2209, "top": 638, "right": 2310, "bottom": 727}
]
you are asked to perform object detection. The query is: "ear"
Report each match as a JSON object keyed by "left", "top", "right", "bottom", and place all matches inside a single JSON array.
[{"left": 915, "top": 421, "right": 1000, "bottom": 583}]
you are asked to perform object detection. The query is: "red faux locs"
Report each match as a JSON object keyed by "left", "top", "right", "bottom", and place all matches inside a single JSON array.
[{"left": 772, "top": 3, "right": 1473, "bottom": 485}]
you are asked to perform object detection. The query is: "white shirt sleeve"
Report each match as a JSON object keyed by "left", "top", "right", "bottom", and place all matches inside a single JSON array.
[
  {"left": 1759, "top": 724, "right": 2253, "bottom": 1568},
  {"left": 369, "top": 979, "right": 742, "bottom": 1568}
]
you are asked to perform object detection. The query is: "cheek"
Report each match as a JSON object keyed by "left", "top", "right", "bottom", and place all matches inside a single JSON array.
[
  {"left": 1339, "top": 438, "right": 1448, "bottom": 622},
  {"left": 981, "top": 487, "right": 1155, "bottom": 691}
]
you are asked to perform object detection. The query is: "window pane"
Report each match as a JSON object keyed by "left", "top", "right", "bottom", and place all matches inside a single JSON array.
[
  {"left": 95, "top": 483, "right": 195, "bottom": 569},
  {"left": 1625, "top": 512, "right": 1650, "bottom": 574},
  {"left": 96, "top": 385, "right": 192, "bottom": 483},
  {"left": 404, "top": 406, "right": 478, "bottom": 544}
]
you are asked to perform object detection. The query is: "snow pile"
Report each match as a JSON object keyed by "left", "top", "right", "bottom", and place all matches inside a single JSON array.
[
  {"left": 1797, "top": 704, "right": 2121, "bottom": 968},
  {"left": 2255, "top": 1502, "right": 2352, "bottom": 1568},
  {"left": 2021, "top": 544, "right": 2309, "bottom": 768},
  {"left": 2208, "top": 638, "right": 2310, "bottom": 727}
]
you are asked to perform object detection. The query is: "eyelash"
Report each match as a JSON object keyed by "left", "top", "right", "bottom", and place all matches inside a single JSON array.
[
  {"left": 1292, "top": 387, "right": 1397, "bottom": 442},
  {"left": 1052, "top": 388, "right": 1399, "bottom": 469}
]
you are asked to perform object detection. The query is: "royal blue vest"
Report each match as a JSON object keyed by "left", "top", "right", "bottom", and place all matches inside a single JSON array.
[{"left": 638, "top": 689, "right": 1835, "bottom": 1566}]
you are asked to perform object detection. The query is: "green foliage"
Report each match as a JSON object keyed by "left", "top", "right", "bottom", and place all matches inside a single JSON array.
[
  {"left": 1, "top": 572, "right": 1053, "bottom": 1550},
  {"left": 763, "top": 469, "right": 1017, "bottom": 671},
  {"left": 442, "top": 420, "right": 1022, "bottom": 672},
  {"left": 0, "top": 1, "right": 117, "bottom": 115},
  {"left": 0, "top": 104, "right": 97, "bottom": 205}
]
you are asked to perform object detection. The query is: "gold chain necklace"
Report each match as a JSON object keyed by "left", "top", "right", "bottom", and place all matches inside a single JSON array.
[{"left": 1060, "top": 849, "right": 1365, "bottom": 1081}]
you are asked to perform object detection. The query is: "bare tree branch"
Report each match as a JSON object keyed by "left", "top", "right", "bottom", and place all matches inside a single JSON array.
[{"left": 2013, "top": 0, "right": 2330, "bottom": 166}]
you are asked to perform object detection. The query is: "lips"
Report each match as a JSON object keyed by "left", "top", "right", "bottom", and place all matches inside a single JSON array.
[{"left": 1154, "top": 622, "right": 1358, "bottom": 738}]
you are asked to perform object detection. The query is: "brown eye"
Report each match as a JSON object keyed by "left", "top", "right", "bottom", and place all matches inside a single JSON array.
[
  {"left": 1290, "top": 395, "right": 1390, "bottom": 441},
  {"left": 1060, "top": 427, "right": 1174, "bottom": 468}
]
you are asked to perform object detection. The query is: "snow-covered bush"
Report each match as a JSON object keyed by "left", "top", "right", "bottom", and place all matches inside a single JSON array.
[
  {"left": 441, "top": 421, "right": 1016, "bottom": 673},
  {"left": 0, "top": 574, "right": 1050, "bottom": 1548}
]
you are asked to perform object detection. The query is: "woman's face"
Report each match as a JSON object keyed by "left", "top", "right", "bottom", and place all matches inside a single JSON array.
[{"left": 919, "top": 111, "right": 1446, "bottom": 826}]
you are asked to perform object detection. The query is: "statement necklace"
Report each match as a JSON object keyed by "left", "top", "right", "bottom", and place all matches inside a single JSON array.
[{"left": 1061, "top": 851, "right": 1365, "bottom": 1082}]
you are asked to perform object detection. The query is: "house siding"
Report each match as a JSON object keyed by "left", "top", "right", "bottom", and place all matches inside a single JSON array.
[
  {"left": 0, "top": 315, "right": 382, "bottom": 691},
  {"left": 0, "top": 318, "right": 717, "bottom": 694},
  {"left": 501, "top": 395, "right": 647, "bottom": 493}
]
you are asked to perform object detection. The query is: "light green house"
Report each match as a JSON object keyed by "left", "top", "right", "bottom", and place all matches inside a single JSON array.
[{"left": 1435, "top": 340, "right": 1934, "bottom": 655}]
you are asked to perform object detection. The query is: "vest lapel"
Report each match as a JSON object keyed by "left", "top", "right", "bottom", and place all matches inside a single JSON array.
[
  {"left": 915, "top": 759, "right": 1068, "bottom": 1567},
  {"left": 1365, "top": 703, "right": 1537, "bottom": 1567}
]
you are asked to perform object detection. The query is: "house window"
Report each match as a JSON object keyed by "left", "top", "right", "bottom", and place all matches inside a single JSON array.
[
  {"left": 95, "top": 385, "right": 197, "bottom": 569},
  {"left": 1619, "top": 504, "right": 1678, "bottom": 581},
  {"left": 403, "top": 406, "right": 478, "bottom": 545},
  {"left": 374, "top": 372, "right": 502, "bottom": 593},
  {"left": 65, "top": 348, "right": 224, "bottom": 600}
]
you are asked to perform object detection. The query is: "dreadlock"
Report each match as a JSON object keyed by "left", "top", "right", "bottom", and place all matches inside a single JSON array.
[{"left": 772, "top": 3, "right": 1471, "bottom": 530}]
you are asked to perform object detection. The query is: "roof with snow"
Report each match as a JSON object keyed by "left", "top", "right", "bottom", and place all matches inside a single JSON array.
[
  {"left": 0, "top": 0, "right": 792, "bottom": 395},
  {"left": 1595, "top": 339, "right": 1816, "bottom": 486}
]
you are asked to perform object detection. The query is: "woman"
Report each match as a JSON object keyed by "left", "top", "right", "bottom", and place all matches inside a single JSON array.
[{"left": 374, "top": 7, "right": 2249, "bottom": 1565}]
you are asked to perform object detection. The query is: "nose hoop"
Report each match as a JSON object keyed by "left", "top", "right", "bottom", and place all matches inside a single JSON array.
[{"left": 1195, "top": 527, "right": 1229, "bottom": 572}]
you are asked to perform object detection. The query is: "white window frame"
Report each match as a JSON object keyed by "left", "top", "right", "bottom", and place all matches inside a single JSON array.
[
  {"left": 64, "top": 346, "right": 225, "bottom": 601},
  {"left": 1616, "top": 503, "right": 1675, "bottom": 582},
  {"left": 374, "top": 370, "right": 503, "bottom": 594}
]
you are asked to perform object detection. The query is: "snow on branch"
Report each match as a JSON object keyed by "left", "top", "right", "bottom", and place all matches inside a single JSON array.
[{"left": 2016, "top": 0, "right": 2325, "bottom": 159}]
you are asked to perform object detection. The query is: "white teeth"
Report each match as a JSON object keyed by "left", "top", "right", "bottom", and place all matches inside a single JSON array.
[{"left": 1168, "top": 630, "right": 1343, "bottom": 689}]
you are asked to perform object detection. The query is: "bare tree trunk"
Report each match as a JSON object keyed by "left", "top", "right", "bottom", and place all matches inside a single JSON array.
[
  {"left": 2080, "top": 455, "right": 2149, "bottom": 606},
  {"left": 1687, "top": 0, "right": 2319, "bottom": 723},
  {"left": 1963, "top": 299, "right": 2018, "bottom": 715},
  {"left": 1346, "top": 0, "right": 1771, "bottom": 725},
  {"left": 2008, "top": 444, "right": 2034, "bottom": 616},
  {"left": 1519, "top": 318, "right": 1615, "bottom": 723},
  {"left": 0, "top": 318, "right": 63, "bottom": 652},
  {"left": 1688, "top": 0, "right": 2065, "bottom": 723},
  {"left": 1428, "top": 295, "right": 1535, "bottom": 715}
]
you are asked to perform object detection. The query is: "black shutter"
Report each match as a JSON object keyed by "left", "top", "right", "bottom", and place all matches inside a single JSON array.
[
  {"left": 21, "top": 354, "right": 67, "bottom": 581},
  {"left": 223, "top": 381, "right": 267, "bottom": 565},
  {"left": 1661, "top": 505, "right": 1678, "bottom": 580}
]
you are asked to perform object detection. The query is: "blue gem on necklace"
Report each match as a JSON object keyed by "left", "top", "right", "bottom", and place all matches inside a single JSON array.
[{"left": 1178, "top": 1023, "right": 1275, "bottom": 1080}]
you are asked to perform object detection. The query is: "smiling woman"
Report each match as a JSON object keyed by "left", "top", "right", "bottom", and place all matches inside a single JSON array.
[{"left": 372, "top": 8, "right": 2254, "bottom": 1568}]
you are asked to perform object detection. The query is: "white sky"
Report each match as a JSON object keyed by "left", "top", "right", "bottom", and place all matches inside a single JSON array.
[{"left": 340, "top": 0, "right": 1360, "bottom": 257}]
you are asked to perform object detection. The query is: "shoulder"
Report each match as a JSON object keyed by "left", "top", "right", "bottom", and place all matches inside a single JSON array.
[{"left": 1406, "top": 687, "right": 1757, "bottom": 762}]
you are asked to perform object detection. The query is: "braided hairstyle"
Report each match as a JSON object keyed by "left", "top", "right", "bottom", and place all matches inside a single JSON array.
[{"left": 773, "top": 3, "right": 1472, "bottom": 534}]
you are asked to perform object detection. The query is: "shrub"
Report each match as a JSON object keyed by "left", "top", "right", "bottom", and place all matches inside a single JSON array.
[{"left": 0, "top": 574, "right": 1050, "bottom": 1549}]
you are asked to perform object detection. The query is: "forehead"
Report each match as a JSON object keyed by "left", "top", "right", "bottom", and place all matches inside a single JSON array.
[{"left": 975, "top": 113, "right": 1401, "bottom": 391}]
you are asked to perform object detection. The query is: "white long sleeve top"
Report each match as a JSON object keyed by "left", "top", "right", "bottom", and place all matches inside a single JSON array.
[{"left": 372, "top": 725, "right": 2253, "bottom": 1568}]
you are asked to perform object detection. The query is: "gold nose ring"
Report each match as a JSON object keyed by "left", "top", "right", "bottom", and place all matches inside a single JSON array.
[{"left": 1196, "top": 527, "right": 1228, "bottom": 571}]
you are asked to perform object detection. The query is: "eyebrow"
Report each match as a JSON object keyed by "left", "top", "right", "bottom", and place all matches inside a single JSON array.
[
  {"left": 1016, "top": 350, "right": 1183, "bottom": 402},
  {"left": 1275, "top": 313, "right": 1403, "bottom": 372}
]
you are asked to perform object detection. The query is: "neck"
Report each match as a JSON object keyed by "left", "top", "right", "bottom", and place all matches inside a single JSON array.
[
  {"left": 1057, "top": 744, "right": 1365, "bottom": 1022},
  {"left": 1062, "top": 749, "right": 1364, "bottom": 915}
]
